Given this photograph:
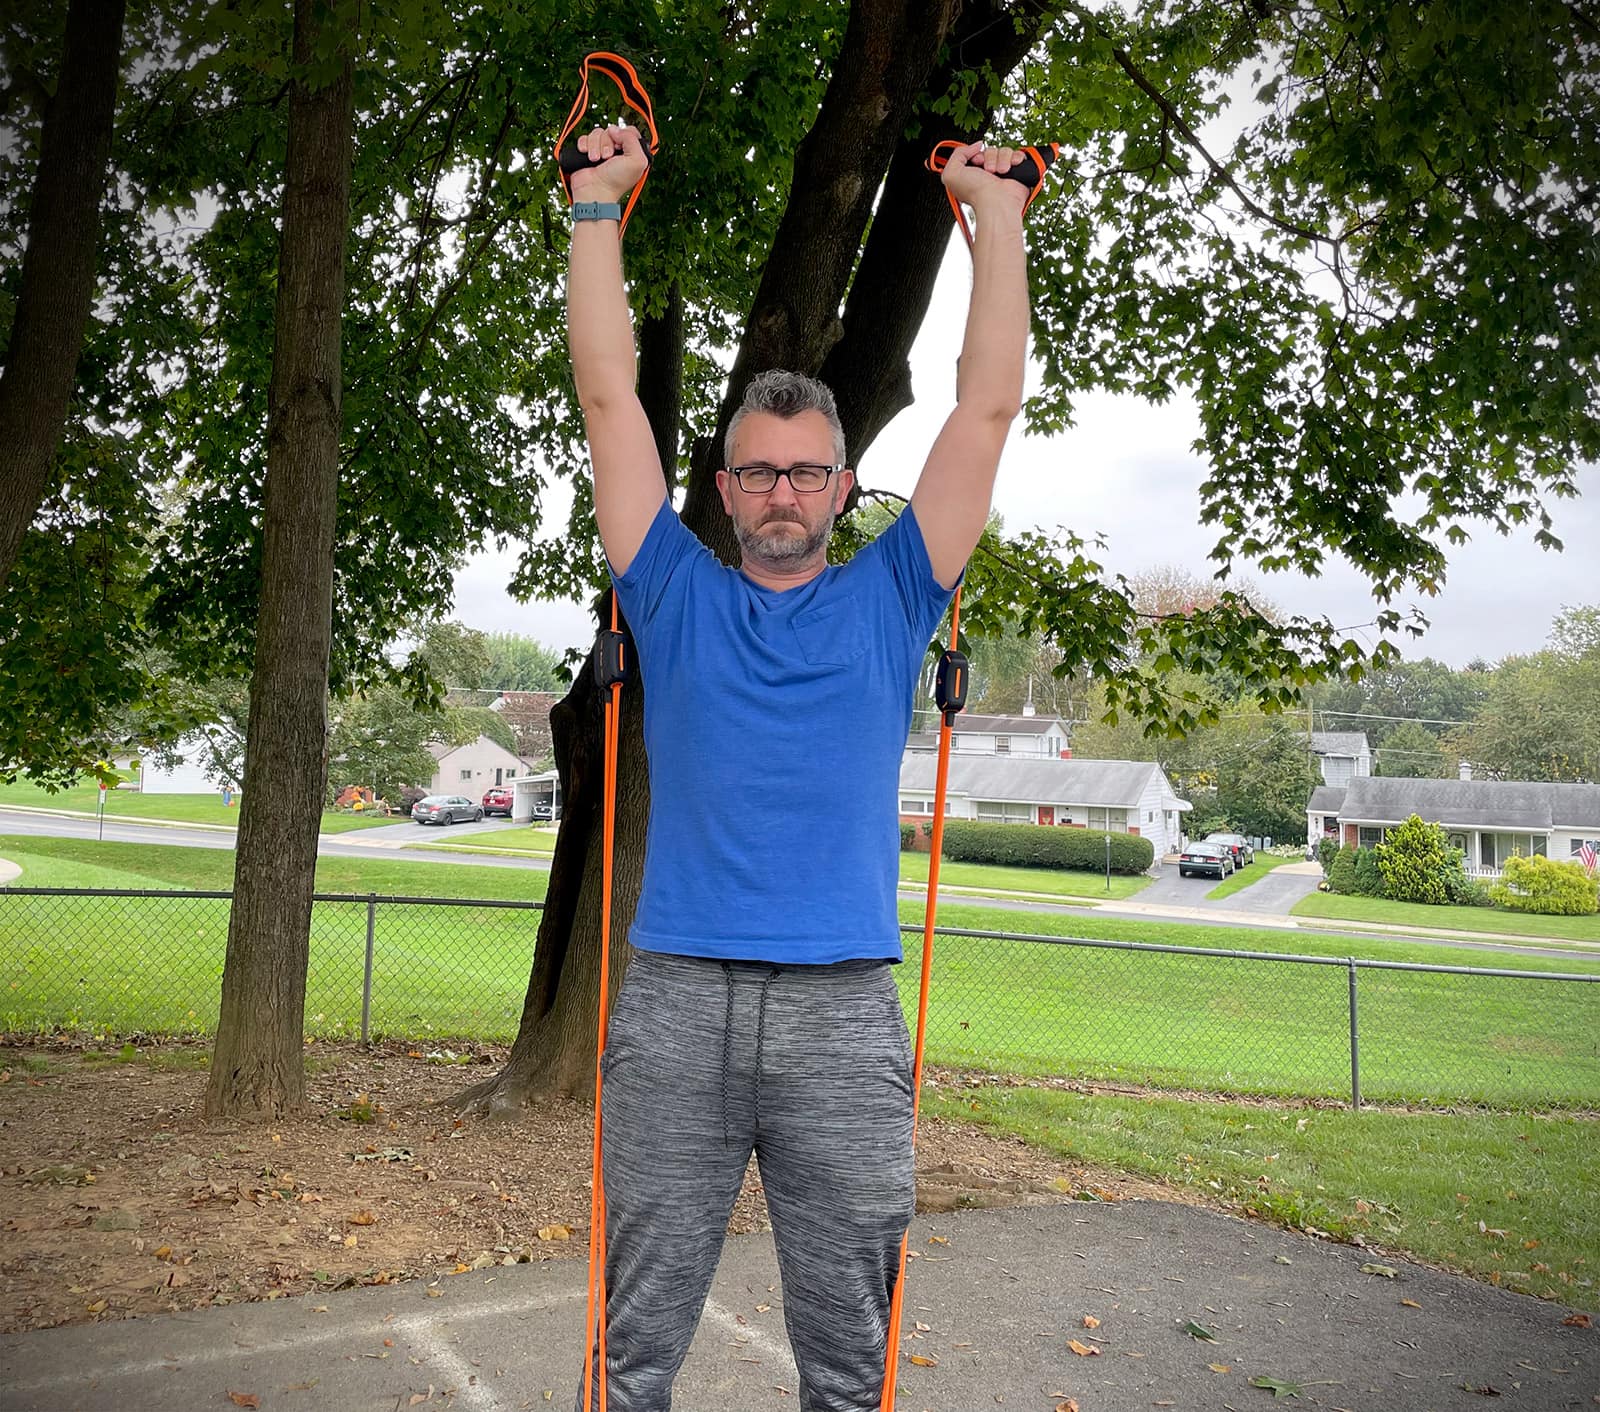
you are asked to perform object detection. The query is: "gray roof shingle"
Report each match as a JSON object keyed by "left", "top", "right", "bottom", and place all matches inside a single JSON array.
[
  {"left": 1332, "top": 776, "right": 1600, "bottom": 831},
  {"left": 1312, "top": 731, "right": 1370, "bottom": 756},
  {"left": 899, "top": 754, "right": 1182, "bottom": 808}
]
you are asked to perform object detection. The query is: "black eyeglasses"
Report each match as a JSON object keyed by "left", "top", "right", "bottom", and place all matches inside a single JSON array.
[{"left": 725, "top": 462, "right": 842, "bottom": 493}]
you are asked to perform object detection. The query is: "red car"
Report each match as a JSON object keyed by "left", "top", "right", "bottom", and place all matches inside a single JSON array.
[{"left": 482, "top": 786, "right": 514, "bottom": 817}]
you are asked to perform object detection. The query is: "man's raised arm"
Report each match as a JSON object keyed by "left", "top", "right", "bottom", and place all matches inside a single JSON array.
[
  {"left": 909, "top": 143, "right": 1031, "bottom": 589},
  {"left": 566, "top": 124, "right": 667, "bottom": 575}
]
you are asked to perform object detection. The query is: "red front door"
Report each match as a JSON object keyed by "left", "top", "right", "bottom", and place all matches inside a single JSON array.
[{"left": 1037, "top": 806, "right": 1055, "bottom": 826}]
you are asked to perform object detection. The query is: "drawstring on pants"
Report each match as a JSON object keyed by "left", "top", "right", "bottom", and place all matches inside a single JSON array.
[{"left": 718, "top": 962, "right": 783, "bottom": 1148}]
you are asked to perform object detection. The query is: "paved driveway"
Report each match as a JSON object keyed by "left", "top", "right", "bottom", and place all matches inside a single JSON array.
[{"left": 1139, "top": 859, "right": 1323, "bottom": 915}]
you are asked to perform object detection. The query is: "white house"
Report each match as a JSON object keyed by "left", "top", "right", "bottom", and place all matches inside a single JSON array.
[
  {"left": 1311, "top": 731, "right": 1372, "bottom": 786},
  {"left": 906, "top": 711, "right": 1072, "bottom": 759},
  {"left": 425, "top": 736, "right": 531, "bottom": 798},
  {"left": 898, "top": 754, "right": 1191, "bottom": 859},
  {"left": 1307, "top": 776, "right": 1600, "bottom": 877},
  {"left": 137, "top": 734, "right": 238, "bottom": 795}
]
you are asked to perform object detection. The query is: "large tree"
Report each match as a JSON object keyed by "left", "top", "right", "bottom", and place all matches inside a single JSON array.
[{"left": 203, "top": 0, "right": 356, "bottom": 1119}]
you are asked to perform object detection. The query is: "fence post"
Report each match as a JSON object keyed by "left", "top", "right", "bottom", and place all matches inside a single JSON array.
[
  {"left": 361, "top": 895, "right": 377, "bottom": 1048},
  {"left": 1347, "top": 958, "right": 1361, "bottom": 1110}
]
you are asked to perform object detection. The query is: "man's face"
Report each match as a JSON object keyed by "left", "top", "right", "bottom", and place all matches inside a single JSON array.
[{"left": 716, "top": 410, "right": 854, "bottom": 573}]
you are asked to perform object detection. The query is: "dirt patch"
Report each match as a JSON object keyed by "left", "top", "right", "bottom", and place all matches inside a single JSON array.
[{"left": 0, "top": 1039, "right": 1169, "bottom": 1334}]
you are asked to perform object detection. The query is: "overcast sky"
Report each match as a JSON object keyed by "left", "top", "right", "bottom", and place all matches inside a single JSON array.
[{"left": 452, "top": 235, "right": 1596, "bottom": 676}]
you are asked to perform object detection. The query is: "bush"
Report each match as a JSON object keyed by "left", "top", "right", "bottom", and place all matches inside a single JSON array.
[
  {"left": 1375, "top": 814, "right": 1452, "bottom": 905},
  {"left": 900, "top": 822, "right": 916, "bottom": 850},
  {"left": 396, "top": 784, "right": 426, "bottom": 817},
  {"left": 1351, "top": 847, "right": 1385, "bottom": 897},
  {"left": 1325, "top": 844, "right": 1357, "bottom": 894},
  {"left": 1444, "top": 870, "right": 1492, "bottom": 908},
  {"left": 1315, "top": 837, "right": 1341, "bottom": 877},
  {"left": 939, "top": 821, "right": 1155, "bottom": 874},
  {"left": 1490, "top": 854, "right": 1599, "bottom": 916}
]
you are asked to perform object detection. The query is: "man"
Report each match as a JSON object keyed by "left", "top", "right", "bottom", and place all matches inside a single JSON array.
[{"left": 567, "top": 121, "right": 1029, "bottom": 1412}]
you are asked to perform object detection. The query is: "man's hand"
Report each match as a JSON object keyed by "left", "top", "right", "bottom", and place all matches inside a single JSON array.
[
  {"left": 939, "top": 140, "right": 1031, "bottom": 217},
  {"left": 570, "top": 123, "right": 649, "bottom": 204}
]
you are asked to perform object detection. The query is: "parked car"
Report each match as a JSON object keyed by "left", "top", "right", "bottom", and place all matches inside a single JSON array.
[
  {"left": 1204, "top": 832, "right": 1255, "bottom": 869},
  {"left": 411, "top": 794, "right": 483, "bottom": 826},
  {"left": 482, "top": 786, "right": 515, "bottom": 817},
  {"left": 1178, "top": 841, "right": 1234, "bottom": 879},
  {"left": 530, "top": 801, "right": 556, "bottom": 821}
]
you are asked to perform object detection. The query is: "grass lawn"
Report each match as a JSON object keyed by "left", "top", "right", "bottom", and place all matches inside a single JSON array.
[
  {"left": 1204, "top": 850, "right": 1303, "bottom": 901},
  {"left": 898, "top": 851, "right": 1150, "bottom": 900},
  {"left": 411, "top": 826, "right": 558, "bottom": 856},
  {"left": 1293, "top": 890, "right": 1600, "bottom": 944},
  {"left": 899, "top": 899, "right": 1600, "bottom": 1110},
  {"left": 3, "top": 837, "right": 1596, "bottom": 1109},
  {"left": 924, "top": 1083, "right": 1599, "bottom": 1309},
  {"left": 0, "top": 781, "right": 397, "bottom": 833}
]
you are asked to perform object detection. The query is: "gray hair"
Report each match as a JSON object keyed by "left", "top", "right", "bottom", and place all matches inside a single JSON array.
[{"left": 724, "top": 369, "right": 848, "bottom": 466}]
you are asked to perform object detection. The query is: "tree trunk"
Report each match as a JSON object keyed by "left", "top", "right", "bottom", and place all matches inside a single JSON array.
[
  {"left": 0, "top": 0, "right": 126, "bottom": 592},
  {"left": 456, "top": 0, "right": 1043, "bottom": 1114},
  {"left": 204, "top": 0, "right": 355, "bottom": 1120}
]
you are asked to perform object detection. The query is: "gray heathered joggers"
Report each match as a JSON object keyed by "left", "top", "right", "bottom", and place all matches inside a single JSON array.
[{"left": 576, "top": 949, "right": 916, "bottom": 1412}]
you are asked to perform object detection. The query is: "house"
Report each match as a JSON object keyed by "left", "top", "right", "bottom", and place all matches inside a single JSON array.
[
  {"left": 898, "top": 754, "right": 1191, "bottom": 859},
  {"left": 906, "top": 710, "right": 1072, "bottom": 759},
  {"left": 1306, "top": 776, "right": 1600, "bottom": 877},
  {"left": 511, "top": 770, "right": 563, "bottom": 823},
  {"left": 1311, "top": 731, "right": 1372, "bottom": 786},
  {"left": 137, "top": 734, "right": 239, "bottom": 795},
  {"left": 425, "top": 736, "right": 531, "bottom": 798}
]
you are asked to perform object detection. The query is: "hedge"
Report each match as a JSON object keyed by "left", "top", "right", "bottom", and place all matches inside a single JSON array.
[
  {"left": 939, "top": 821, "right": 1154, "bottom": 874},
  {"left": 1490, "top": 854, "right": 1600, "bottom": 916}
]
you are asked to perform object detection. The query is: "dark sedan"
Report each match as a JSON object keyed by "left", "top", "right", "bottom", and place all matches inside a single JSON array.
[
  {"left": 1204, "top": 832, "right": 1255, "bottom": 869},
  {"left": 1178, "top": 841, "right": 1234, "bottom": 879},
  {"left": 411, "top": 794, "right": 484, "bottom": 826}
]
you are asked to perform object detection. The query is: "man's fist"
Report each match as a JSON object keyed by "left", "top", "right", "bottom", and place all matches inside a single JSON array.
[
  {"left": 940, "top": 141, "right": 1031, "bottom": 216},
  {"left": 569, "top": 123, "right": 649, "bottom": 204}
]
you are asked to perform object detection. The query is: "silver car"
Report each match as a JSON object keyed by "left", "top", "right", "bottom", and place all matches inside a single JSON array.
[{"left": 411, "top": 794, "right": 484, "bottom": 826}]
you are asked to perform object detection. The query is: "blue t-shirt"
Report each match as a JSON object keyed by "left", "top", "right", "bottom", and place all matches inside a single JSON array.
[{"left": 611, "top": 498, "right": 954, "bottom": 964}]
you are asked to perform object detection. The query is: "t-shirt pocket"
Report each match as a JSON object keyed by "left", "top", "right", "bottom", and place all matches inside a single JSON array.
[{"left": 792, "top": 596, "right": 868, "bottom": 667}]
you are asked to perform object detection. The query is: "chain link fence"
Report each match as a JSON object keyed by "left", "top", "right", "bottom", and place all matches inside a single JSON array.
[{"left": 3, "top": 888, "right": 1597, "bottom": 1109}]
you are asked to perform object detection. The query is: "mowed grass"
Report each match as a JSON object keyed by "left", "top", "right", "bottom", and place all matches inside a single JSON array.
[
  {"left": 1204, "top": 851, "right": 1304, "bottom": 900},
  {"left": 924, "top": 1083, "right": 1600, "bottom": 1309},
  {"left": 897, "top": 851, "right": 1149, "bottom": 900},
  {"left": 0, "top": 836, "right": 547, "bottom": 1041},
  {"left": 897, "top": 900, "right": 1600, "bottom": 1109},
  {"left": 3, "top": 837, "right": 1597, "bottom": 1109},
  {"left": 1293, "top": 890, "right": 1600, "bottom": 943},
  {"left": 412, "top": 826, "right": 558, "bottom": 856},
  {"left": 0, "top": 781, "right": 398, "bottom": 833}
]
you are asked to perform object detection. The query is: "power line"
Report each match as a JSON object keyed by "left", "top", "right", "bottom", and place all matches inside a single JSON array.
[{"left": 1314, "top": 708, "right": 1474, "bottom": 727}]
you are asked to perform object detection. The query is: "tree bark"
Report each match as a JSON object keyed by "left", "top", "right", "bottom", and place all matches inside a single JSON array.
[
  {"left": 204, "top": 0, "right": 355, "bottom": 1120},
  {"left": 0, "top": 0, "right": 126, "bottom": 592}
]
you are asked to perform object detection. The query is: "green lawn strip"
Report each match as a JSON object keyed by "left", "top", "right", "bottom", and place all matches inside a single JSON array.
[
  {"left": 898, "top": 852, "right": 1150, "bottom": 900},
  {"left": 1293, "top": 891, "right": 1600, "bottom": 944},
  {"left": 1204, "top": 851, "right": 1303, "bottom": 901},
  {"left": 0, "top": 782, "right": 400, "bottom": 833},
  {"left": 408, "top": 828, "right": 558, "bottom": 856},
  {"left": 897, "top": 901, "right": 1600, "bottom": 1109},
  {"left": 922, "top": 1084, "right": 1599, "bottom": 1310}
]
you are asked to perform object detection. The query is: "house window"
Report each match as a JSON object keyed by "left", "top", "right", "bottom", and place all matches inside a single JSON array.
[
  {"left": 900, "top": 798, "right": 929, "bottom": 815},
  {"left": 1086, "top": 807, "right": 1129, "bottom": 832},
  {"left": 505, "top": 769, "right": 516, "bottom": 780},
  {"left": 1358, "top": 826, "right": 1384, "bottom": 848},
  {"left": 1571, "top": 838, "right": 1600, "bottom": 858},
  {"left": 976, "top": 800, "right": 1031, "bottom": 824},
  {"left": 459, "top": 768, "right": 473, "bottom": 782},
  {"left": 995, "top": 736, "right": 1010, "bottom": 754},
  {"left": 1483, "top": 833, "right": 1547, "bottom": 867}
]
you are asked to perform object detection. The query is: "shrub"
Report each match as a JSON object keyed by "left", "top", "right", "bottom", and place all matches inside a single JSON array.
[
  {"left": 1351, "top": 847, "right": 1385, "bottom": 897},
  {"left": 1375, "top": 814, "right": 1452, "bottom": 905},
  {"left": 1315, "top": 837, "right": 1341, "bottom": 877},
  {"left": 1490, "top": 854, "right": 1599, "bottom": 916},
  {"left": 1325, "top": 844, "right": 1358, "bottom": 894},
  {"left": 1444, "top": 870, "right": 1492, "bottom": 908},
  {"left": 899, "top": 822, "right": 916, "bottom": 850},
  {"left": 939, "top": 821, "right": 1154, "bottom": 875}
]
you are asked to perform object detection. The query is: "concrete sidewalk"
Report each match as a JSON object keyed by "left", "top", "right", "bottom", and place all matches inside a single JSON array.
[{"left": 3, "top": 1201, "right": 1593, "bottom": 1411}]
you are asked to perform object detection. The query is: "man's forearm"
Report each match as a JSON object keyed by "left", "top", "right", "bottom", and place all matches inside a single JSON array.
[
  {"left": 567, "top": 220, "right": 638, "bottom": 411},
  {"left": 955, "top": 202, "right": 1027, "bottom": 420}
]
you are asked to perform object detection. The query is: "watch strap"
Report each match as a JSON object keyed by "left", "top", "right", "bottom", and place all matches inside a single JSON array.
[{"left": 573, "top": 201, "right": 623, "bottom": 223}]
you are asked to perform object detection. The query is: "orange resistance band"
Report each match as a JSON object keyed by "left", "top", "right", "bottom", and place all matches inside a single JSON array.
[
  {"left": 584, "top": 595, "right": 627, "bottom": 1412},
  {"left": 924, "top": 138, "right": 1062, "bottom": 250},
  {"left": 555, "top": 50, "right": 662, "bottom": 235},
  {"left": 879, "top": 587, "right": 963, "bottom": 1412}
]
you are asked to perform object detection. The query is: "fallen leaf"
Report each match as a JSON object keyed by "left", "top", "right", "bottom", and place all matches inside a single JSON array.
[
  {"left": 1464, "top": 1385, "right": 1501, "bottom": 1397},
  {"left": 1209, "top": 1363, "right": 1232, "bottom": 1373},
  {"left": 927, "top": 1235, "right": 949, "bottom": 1245},
  {"left": 1055, "top": 1401, "right": 1080, "bottom": 1412},
  {"left": 1401, "top": 1299, "right": 1422, "bottom": 1309},
  {"left": 408, "top": 1386, "right": 435, "bottom": 1406},
  {"left": 1360, "top": 1263, "right": 1398, "bottom": 1279},
  {"left": 348, "top": 1210, "right": 377, "bottom": 1226},
  {"left": 537, "top": 1224, "right": 572, "bottom": 1242},
  {"left": 907, "top": 1354, "right": 938, "bottom": 1367},
  {"left": 1562, "top": 1313, "right": 1591, "bottom": 1328},
  {"left": 1182, "top": 1320, "right": 1218, "bottom": 1342},
  {"left": 425, "top": 1288, "right": 442, "bottom": 1298},
  {"left": 227, "top": 1394, "right": 261, "bottom": 1410},
  {"left": 1066, "top": 1339, "right": 1099, "bottom": 1357},
  {"left": 1081, "top": 1315, "right": 1101, "bottom": 1329},
  {"left": 1249, "top": 1374, "right": 1303, "bottom": 1398}
]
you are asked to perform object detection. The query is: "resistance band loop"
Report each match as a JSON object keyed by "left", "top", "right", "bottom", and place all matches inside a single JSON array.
[
  {"left": 924, "top": 138, "right": 1062, "bottom": 250},
  {"left": 555, "top": 51, "right": 662, "bottom": 235},
  {"left": 880, "top": 587, "right": 964, "bottom": 1412},
  {"left": 584, "top": 597, "right": 629, "bottom": 1412}
]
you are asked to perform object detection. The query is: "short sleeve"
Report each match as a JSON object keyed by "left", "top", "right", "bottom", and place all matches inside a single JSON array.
[
  {"left": 860, "top": 504, "right": 959, "bottom": 647},
  {"left": 611, "top": 497, "right": 703, "bottom": 633}
]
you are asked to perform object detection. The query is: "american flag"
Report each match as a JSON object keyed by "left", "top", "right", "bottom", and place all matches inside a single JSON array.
[{"left": 1581, "top": 840, "right": 1598, "bottom": 876}]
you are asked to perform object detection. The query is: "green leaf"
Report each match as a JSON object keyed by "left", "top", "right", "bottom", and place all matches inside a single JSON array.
[
  {"left": 1183, "top": 1320, "right": 1218, "bottom": 1342},
  {"left": 1249, "top": 1374, "right": 1303, "bottom": 1398}
]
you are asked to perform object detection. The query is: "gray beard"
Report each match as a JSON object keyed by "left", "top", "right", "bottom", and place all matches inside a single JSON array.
[{"left": 735, "top": 510, "right": 835, "bottom": 569}]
